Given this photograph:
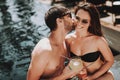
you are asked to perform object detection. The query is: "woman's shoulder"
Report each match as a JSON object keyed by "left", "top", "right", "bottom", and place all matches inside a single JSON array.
[
  {"left": 66, "top": 32, "right": 76, "bottom": 39},
  {"left": 65, "top": 32, "right": 76, "bottom": 44},
  {"left": 94, "top": 36, "right": 108, "bottom": 44}
]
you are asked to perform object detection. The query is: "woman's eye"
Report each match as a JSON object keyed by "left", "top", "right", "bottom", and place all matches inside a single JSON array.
[{"left": 82, "top": 20, "right": 88, "bottom": 24}]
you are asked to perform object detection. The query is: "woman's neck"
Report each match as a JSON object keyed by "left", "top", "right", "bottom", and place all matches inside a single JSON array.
[{"left": 76, "top": 29, "right": 90, "bottom": 38}]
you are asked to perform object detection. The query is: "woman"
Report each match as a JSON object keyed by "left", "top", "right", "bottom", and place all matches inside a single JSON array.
[{"left": 66, "top": 2, "right": 114, "bottom": 80}]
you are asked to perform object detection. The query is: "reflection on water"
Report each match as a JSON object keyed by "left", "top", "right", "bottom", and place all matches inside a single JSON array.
[
  {"left": 0, "top": 0, "right": 50, "bottom": 80},
  {"left": 0, "top": 0, "right": 120, "bottom": 80}
]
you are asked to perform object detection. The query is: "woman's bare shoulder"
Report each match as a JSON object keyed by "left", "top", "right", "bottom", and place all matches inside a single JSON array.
[
  {"left": 93, "top": 36, "right": 109, "bottom": 48},
  {"left": 95, "top": 36, "right": 107, "bottom": 43},
  {"left": 65, "top": 32, "right": 76, "bottom": 44}
]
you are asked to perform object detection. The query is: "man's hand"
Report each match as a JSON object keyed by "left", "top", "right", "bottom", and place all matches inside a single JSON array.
[{"left": 62, "top": 66, "right": 84, "bottom": 79}]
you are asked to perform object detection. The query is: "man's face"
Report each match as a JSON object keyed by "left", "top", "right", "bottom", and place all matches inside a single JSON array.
[{"left": 62, "top": 14, "right": 75, "bottom": 33}]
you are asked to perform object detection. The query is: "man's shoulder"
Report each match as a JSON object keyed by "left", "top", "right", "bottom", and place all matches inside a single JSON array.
[
  {"left": 39, "top": 37, "right": 49, "bottom": 44},
  {"left": 36, "top": 38, "right": 51, "bottom": 49},
  {"left": 32, "top": 38, "right": 51, "bottom": 56}
]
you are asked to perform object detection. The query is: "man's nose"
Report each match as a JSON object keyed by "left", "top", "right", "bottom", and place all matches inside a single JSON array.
[{"left": 72, "top": 18, "right": 77, "bottom": 26}]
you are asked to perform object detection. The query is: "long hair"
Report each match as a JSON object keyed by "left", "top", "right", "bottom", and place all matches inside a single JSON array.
[{"left": 75, "top": 2, "right": 103, "bottom": 36}]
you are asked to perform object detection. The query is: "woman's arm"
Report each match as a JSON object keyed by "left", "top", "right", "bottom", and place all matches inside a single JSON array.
[{"left": 85, "top": 37, "right": 114, "bottom": 80}]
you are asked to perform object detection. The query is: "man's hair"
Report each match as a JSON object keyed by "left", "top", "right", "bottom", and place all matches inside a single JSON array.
[
  {"left": 45, "top": 6, "right": 71, "bottom": 31},
  {"left": 75, "top": 2, "right": 103, "bottom": 36}
]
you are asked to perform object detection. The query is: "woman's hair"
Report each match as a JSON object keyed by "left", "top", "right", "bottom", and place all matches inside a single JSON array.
[
  {"left": 75, "top": 2, "right": 103, "bottom": 36},
  {"left": 45, "top": 6, "right": 71, "bottom": 31}
]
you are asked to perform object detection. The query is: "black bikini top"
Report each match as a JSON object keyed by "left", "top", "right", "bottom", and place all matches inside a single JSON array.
[{"left": 70, "top": 51, "right": 101, "bottom": 62}]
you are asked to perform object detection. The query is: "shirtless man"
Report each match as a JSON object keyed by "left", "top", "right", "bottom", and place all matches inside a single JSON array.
[{"left": 27, "top": 6, "right": 79, "bottom": 80}]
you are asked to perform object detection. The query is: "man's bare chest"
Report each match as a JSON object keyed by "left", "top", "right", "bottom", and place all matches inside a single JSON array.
[{"left": 42, "top": 55, "right": 65, "bottom": 79}]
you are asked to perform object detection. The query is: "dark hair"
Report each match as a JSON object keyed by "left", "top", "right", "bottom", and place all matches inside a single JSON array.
[
  {"left": 75, "top": 2, "right": 103, "bottom": 36},
  {"left": 45, "top": 6, "right": 71, "bottom": 31}
]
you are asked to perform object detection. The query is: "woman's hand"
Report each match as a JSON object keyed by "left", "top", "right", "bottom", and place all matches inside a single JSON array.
[{"left": 77, "top": 68, "right": 87, "bottom": 80}]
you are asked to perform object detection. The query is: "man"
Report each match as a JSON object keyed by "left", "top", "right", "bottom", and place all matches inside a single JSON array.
[{"left": 27, "top": 6, "right": 79, "bottom": 80}]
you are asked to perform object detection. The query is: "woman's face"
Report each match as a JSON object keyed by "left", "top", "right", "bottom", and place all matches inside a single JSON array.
[{"left": 75, "top": 9, "right": 91, "bottom": 30}]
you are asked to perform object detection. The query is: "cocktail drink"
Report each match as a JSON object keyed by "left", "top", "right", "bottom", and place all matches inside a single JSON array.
[
  {"left": 69, "top": 58, "right": 87, "bottom": 79},
  {"left": 69, "top": 58, "right": 83, "bottom": 71}
]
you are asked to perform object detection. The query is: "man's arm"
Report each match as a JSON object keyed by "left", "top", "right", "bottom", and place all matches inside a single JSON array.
[{"left": 27, "top": 47, "right": 49, "bottom": 80}]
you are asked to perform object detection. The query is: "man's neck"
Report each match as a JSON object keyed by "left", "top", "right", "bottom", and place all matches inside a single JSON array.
[{"left": 49, "top": 30, "right": 66, "bottom": 46}]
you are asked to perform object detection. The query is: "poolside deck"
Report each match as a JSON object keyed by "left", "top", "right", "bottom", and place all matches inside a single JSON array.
[
  {"left": 100, "top": 14, "right": 120, "bottom": 53},
  {"left": 100, "top": 14, "right": 120, "bottom": 31}
]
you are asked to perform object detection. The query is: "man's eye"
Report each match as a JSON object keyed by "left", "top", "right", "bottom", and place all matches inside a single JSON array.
[
  {"left": 76, "top": 16, "right": 79, "bottom": 20},
  {"left": 68, "top": 14, "right": 72, "bottom": 18}
]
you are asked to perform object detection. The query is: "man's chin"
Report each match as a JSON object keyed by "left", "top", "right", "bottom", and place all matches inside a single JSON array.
[
  {"left": 72, "top": 25, "right": 76, "bottom": 30},
  {"left": 66, "top": 30, "right": 73, "bottom": 34}
]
